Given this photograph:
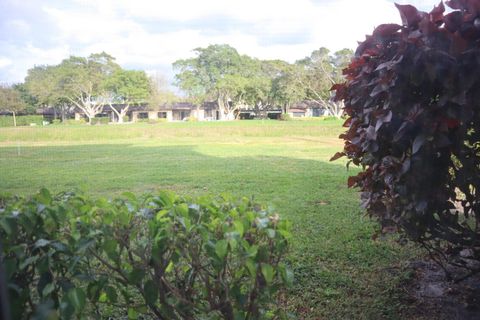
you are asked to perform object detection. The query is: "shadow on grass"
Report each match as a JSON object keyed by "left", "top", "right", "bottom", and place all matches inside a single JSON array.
[{"left": 0, "top": 143, "right": 416, "bottom": 319}]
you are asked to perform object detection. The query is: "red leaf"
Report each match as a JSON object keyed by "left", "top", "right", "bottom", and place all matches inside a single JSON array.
[
  {"left": 444, "top": 11, "right": 463, "bottom": 32},
  {"left": 446, "top": 0, "right": 466, "bottom": 10},
  {"left": 395, "top": 3, "right": 425, "bottom": 27},
  {"left": 347, "top": 176, "right": 359, "bottom": 188},
  {"left": 343, "top": 117, "right": 353, "bottom": 127},
  {"left": 446, "top": 118, "right": 460, "bottom": 128},
  {"left": 330, "top": 152, "right": 345, "bottom": 162},
  {"left": 372, "top": 24, "right": 402, "bottom": 37},
  {"left": 429, "top": 1, "right": 445, "bottom": 23}
]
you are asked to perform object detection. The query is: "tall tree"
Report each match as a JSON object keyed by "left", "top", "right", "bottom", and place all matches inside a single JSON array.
[
  {"left": 271, "top": 63, "right": 306, "bottom": 114},
  {"left": 174, "top": 44, "right": 249, "bottom": 120},
  {"left": 56, "top": 52, "right": 120, "bottom": 124},
  {"left": 148, "top": 72, "right": 179, "bottom": 109},
  {"left": 24, "top": 65, "right": 72, "bottom": 121},
  {"left": 103, "top": 69, "right": 151, "bottom": 123},
  {"left": 296, "top": 48, "right": 353, "bottom": 118},
  {"left": 0, "top": 84, "right": 26, "bottom": 127}
]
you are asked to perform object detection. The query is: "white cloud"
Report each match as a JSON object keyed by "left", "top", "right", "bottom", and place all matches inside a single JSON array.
[
  {"left": 1, "top": 0, "right": 443, "bottom": 83},
  {"left": 0, "top": 57, "right": 12, "bottom": 68}
]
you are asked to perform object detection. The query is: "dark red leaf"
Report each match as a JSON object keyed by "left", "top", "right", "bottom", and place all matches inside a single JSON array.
[
  {"left": 347, "top": 176, "right": 359, "bottom": 188},
  {"left": 446, "top": 0, "right": 466, "bottom": 10},
  {"left": 420, "top": 18, "right": 437, "bottom": 35},
  {"left": 444, "top": 11, "right": 463, "bottom": 32},
  {"left": 395, "top": 3, "right": 425, "bottom": 27},
  {"left": 446, "top": 118, "right": 461, "bottom": 128},
  {"left": 343, "top": 117, "right": 353, "bottom": 127},
  {"left": 372, "top": 24, "right": 402, "bottom": 37},
  {"left": 429, "top": 1, "right": 445, "bottom": 23},
  {"left": 330, "top": 152, "right": 345, "bottom": 161}
]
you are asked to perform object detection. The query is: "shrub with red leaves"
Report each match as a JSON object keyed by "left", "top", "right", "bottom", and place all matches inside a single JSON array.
[{"left": 333, "top": 0, "right": 480, "bottom": 279}]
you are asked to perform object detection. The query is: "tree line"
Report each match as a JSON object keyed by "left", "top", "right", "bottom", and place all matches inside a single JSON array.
[{"left": 0, "top": 45, "right": 352, "bottom": 124}]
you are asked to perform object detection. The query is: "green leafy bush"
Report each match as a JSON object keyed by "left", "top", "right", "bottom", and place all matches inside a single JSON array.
[
  {"left": 90, "top": 117, "right": 110, "bottom": 125},
  {"left": 63, "top": 119, "right": 86, "bottom": 125},
  {"left": 279, "top": 114, "right": 292, "bottom": 121},
  {"left": 333, "top": 1, "right": 480, "bottom": 279},
  {"left": 0, "top": 189, "right": 292, "bottom": 319},
  {"left": 0, "top": 115, "right": 44, "bottom": 127}
]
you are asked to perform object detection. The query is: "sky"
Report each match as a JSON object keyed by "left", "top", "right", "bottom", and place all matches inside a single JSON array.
[{"left": 0, "top": 0, "right": 442, "bottom": 86}]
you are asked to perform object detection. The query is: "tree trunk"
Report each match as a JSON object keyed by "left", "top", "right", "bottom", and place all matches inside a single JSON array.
[{"left": 12, "top": 111, "right": 16, "bottom": 127}]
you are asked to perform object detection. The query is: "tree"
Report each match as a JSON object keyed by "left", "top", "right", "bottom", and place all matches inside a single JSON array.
[
  {"left": 24, "top": 65, "right": 72, "bottom": 121},
  {"left": 271, "top": 63, "right": 306, "bottom": 114},
  {"left": 103, "top": 69, "right": 151, "bottom": 123},
  {"left": 0, "top": 84, "right": 26, "bottom": 127},
  {"left": 56, "top": 52, "right": 120, "bottom": 124},
  {"left": 297, "top": 47, "right": 353, "bottom": 118},
  {"left": 333, "top": 1, "right": 480, "bottom": 280},
  {"left": 174, "top": 44, "right": 248, "bottom": 120},
  {"left": 148, "top": 72, "right": 179, "bottom": 109},
  {"left": 12, "top": 83, "right": 37, "bottom": 114}
]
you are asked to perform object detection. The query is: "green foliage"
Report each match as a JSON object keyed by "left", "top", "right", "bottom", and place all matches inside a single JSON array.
[
  {"left": 90, "top": 117, "right": 110, "bottom": 125},
  {"left": 0, "top": 115, "right": 44, "bottom": 127},
  {"left": 0, "top": 84, "right": 27, "bottom": 116},
  {"left": 1, "top": 189, "right": 292, "bottom": 319}
]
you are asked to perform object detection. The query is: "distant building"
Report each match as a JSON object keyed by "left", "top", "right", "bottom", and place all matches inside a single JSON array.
[
  {"left": 288, "top": 101, "right": 328, "bottom": 118},
  {"left": 46, "top": 99, "right": 330, "bottom": 123}
]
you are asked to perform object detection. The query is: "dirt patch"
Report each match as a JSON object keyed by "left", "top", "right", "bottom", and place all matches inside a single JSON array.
[{"left": 404, "top": 260, "right": 480, "bottom": 319}]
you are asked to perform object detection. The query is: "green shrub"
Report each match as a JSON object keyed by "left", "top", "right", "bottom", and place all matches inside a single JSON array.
[
  {"left": 63, "top": 119, "right": 86, "bottom": 125},
  {"left": 0, "top": 115, "right": 44, "bottom": 127},
  {"left": 51, "top": 119, "right": 61, "bottom": 125},
  {"left": 0, "top": 189, "right": 292, "bottom": 319},
  {"left": 90, "top": 117, "right": 110, "bottom": 125}
]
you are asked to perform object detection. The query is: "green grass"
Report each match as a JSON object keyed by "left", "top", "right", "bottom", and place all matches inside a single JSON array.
[{"left": 0, "top": 120, "right": 418, "bottom": 319}]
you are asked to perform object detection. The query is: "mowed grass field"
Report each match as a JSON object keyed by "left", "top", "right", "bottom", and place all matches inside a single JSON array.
[{"left": 0, "top": 120, "right": 417, "bottom": 319}]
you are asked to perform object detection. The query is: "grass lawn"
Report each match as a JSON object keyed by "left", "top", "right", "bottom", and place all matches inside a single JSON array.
[{"left": 0, "top": 119, "right": 418, "bottom": 319}]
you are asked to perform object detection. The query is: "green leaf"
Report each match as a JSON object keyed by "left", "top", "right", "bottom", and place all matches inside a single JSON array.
[
  {"left": 128, "top": 268, "right": 145, "bottom": 284},
  {"left": 34, "top": 239, "right": 51, "bottom": 249},
  {"left": 261, "top": 264, "right": 274, "bottom": 284},
  {"left": 42, "top": 283, "right": 55, "bottom": 297},
  {"left": 102, "top": 239, "right": 118, "bottom": 261},
  {"left": 165, "top": 261, "right": 174, "bottom": 274},
  {"left": 0, "top": 217, "right": 17, "bottom": 235},
  {"left": 122, "top": 192, "right": 137, "bottom": 203},
  {"left": 157, "top": 191, "right": 176, "bottom": 208},
  {"left": 36, "top": 188, "right": 52, "bottom": 205},
  {"left": 105, "top": 286, "right": 117, "bottom": 303},
  {"left": 144, "top": 280, "right": 158, "bottom": 306},
  {"left": 128, "top": 308, "right": 139, "bottom": 319},
  {"left": 280, "top": 265, "right": 294, "bottom": 286},
  {"left": 234, "top": 220, "right": 244, "bottom": 237},
  {"left": 215, "top": 239, "right": 228, "bottom": 259},
  {"left": 246, "top": 259, "right": 257, "bottom": 277},
  {"left": 67, "top": 287, "right": 86, "bottom": 312},
  {"left": 19, "top": 255, "right": 39, "bottom": 270},
  {"left": 246, "top": 245, "right": 258, "bottom": 258}
]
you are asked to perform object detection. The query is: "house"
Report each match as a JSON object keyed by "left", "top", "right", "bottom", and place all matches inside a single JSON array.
[
  {"left": 287, "top": 101, "right": 328, "bottom": 118},
  {"left": 130, "top": 102, "right": 220, "bottom": 122},
  {"left": 66, "top": 99, "right": 330, "bottom": 123}
]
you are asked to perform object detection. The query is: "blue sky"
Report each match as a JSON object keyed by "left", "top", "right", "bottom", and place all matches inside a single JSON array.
[{"left": 0, "top": 0, "right": 441, "bottom": 85}]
